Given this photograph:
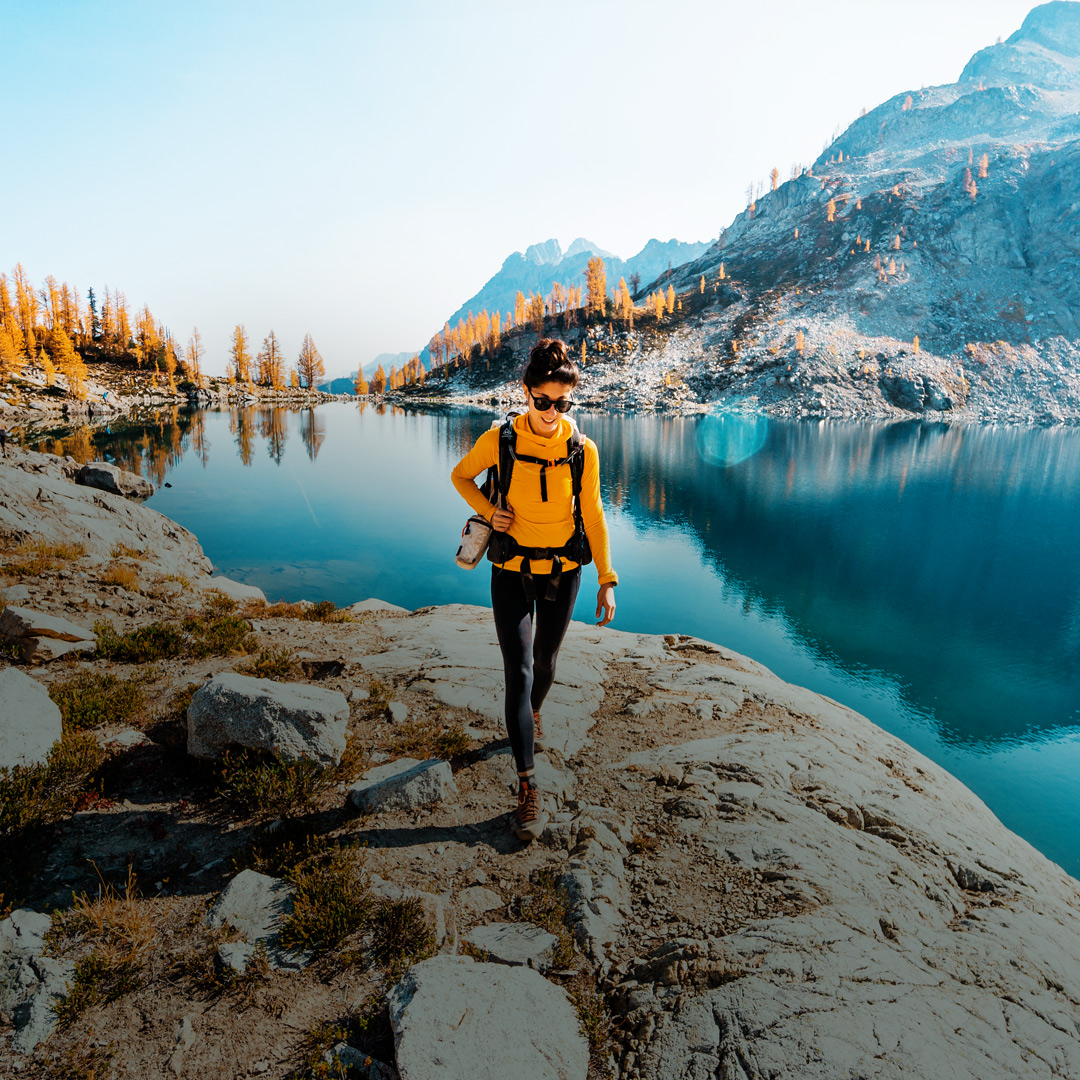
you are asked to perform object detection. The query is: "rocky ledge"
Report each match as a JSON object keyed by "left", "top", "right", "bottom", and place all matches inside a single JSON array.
[{"left": 1, "top": 451, "right": 1079, "bottom": 1079}]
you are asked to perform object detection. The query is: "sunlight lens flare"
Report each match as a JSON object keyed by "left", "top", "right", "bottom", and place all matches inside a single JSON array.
[{"left": 696, "top": 412, "right": 769, "bottom": 467}]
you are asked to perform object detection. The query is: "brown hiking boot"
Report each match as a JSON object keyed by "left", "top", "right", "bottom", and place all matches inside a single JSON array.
[
  {"left": 532, "top": 709, "right": 545, "bottom": 752},
  {"left": 513, "top": 778, "right": 548, "bottom": 842}
]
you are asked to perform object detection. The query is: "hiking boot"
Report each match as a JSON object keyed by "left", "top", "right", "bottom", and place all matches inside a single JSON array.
[
  {"left": 513, "top": 778, "right": 548, "bottom": 842},
  {"left": 532, "top": 709, "right": 545, "bottom": 752}
]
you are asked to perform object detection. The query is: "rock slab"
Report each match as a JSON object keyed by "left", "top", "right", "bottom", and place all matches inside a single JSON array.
[
  {"left": 0, "top": 606, "right": 95, "bottom": 663},
  {"left": 75, "top": 460, "right": 154, "bottom": 499},
  {"left": 348, "top": 758, "right": 457, "bottom": 813},
  {"left": 387, "top": 955, "right": 588, "bottom": 1080},
  {"left": 464, "top": 922, "right": 558, "bottom": 971},
  {"left": 0, "top": 909, "right": 75, "bottom": 1053},
  {"left": 0, "top": 667, "right": 62, "bottom": 768},
  {"left": 187, "top": 672, "right": 349, "bottom": 765}
]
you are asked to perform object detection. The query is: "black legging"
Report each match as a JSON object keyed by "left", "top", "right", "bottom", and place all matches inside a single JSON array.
[{"left": 491, "top": 564, "right": 581, "bottom": 774}]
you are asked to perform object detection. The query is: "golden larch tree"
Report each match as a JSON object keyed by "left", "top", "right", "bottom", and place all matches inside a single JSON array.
[
  {"left": 188, "top": 327, "right": 204, "bottom": 387},
  {"left": 665, "top": 284, "right": 675, "bottom": 314},
  {"left": 700, "top": 275, "right": 705, "bottom": 294},
  {"left": 257, "top": 330, "right": 286, "bottom": 388},
  {"left": 0, "top": 326, "right": 20, "bottom": 379},
  {"left": 230, "top": 325, "right": 252, "bottom": 383},
  {"left": 795, "top": 330, "right": 804, "bottom": 352},
  {"left": 827, "top": 198, "right": 836, "bottom": 222},
  {"left": 370, "top": 363, "right": 387, "bottom": 395},
  {"left": 978, "top": 153, "right": 989, "bottom": 179},
  {"left": 585, "top": 257, "right": 607, "bottom": 318},
  {"left": 297, "top": 333, "right": 325, "bottom": 388}
]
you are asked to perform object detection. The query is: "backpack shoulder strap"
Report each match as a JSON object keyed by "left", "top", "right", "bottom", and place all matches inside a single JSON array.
[
  {"left": 497, "top": 416, "right": 516, "bottom": 507},
  {"left": 568, "top": 430, "right": 586, "bottom": 496}
]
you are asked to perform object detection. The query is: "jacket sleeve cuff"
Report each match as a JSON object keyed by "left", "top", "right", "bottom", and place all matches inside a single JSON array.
[{"left": 599, "top": 572, "right": 618, "bottom": 587}]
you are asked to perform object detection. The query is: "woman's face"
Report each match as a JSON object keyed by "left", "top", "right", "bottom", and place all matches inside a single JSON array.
[{"left": 523, "top": 380, "right": 573, "bottom": 436}]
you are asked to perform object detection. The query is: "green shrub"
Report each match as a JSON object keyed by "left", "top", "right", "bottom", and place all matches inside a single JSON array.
[
  {"left": 93, "top": 599, "right": 257, "bottom": 663},
  {"left": 49, "top": 669, "right": 153, "bottom": 733},
  {"left": 369, "top": 896, "right": 436, "bottom": 977},
  {"left": 217, "top": 749, "right": 330, "bottom": 819},
  {"left": 279, "top": 846, "right": 372, "bottom": 954},
  {"left": 0, "top": 734, "right": 107, "bottom": 841},
  {"left": 94, "top": 620, "right": 187, "bottom": 663},
  {"left": 242, "top": 646, "right": 300, "bottom": 681},
  {"left": 51, "top": 950, "right": 143, "bottom": 1029}
]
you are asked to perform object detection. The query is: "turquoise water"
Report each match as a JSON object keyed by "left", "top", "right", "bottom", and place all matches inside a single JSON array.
[{"left": 53, "top": 403, "right": 1080, "bottom": 877}]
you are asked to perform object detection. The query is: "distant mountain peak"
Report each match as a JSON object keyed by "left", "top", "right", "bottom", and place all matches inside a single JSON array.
[
  {"left": 565, "top": 237, "right": 612, "bottom": 260},
  {"left": 523, "top": 239, "right": 563, "bottom": 266}
]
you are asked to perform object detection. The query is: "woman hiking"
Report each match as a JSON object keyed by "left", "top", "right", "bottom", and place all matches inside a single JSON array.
[{"left": 452, "top": 338, "right": 618, "bottom": 842}]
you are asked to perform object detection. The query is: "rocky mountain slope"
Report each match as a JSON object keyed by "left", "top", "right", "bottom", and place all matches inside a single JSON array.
[
  {"left": 3, "top": 447, "right": 1080, "bottom": 1079},
  {"left": 420, "top": 2, "right": 1080, "bottom": 424}
]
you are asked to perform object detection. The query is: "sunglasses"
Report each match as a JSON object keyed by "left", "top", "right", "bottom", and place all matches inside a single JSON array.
[{"left": 529, "top": 392, "right": 574, "bottom": 413}]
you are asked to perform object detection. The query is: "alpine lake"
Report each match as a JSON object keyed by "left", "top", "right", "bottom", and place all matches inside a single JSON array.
[{"left": 32, "top": 401, "right": 1080, "bottom": 879}]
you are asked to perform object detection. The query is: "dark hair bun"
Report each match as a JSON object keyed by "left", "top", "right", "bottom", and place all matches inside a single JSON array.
[{"left": 524, "top": 338, "right": 579, "bottom": 389}]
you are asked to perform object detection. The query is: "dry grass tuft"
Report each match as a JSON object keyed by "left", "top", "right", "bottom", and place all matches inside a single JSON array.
[
  {"left": 2, "top": 538, "right": 86, "bottom": 576},
  {"left": 100, "top": 563, "right": 141, "bottom": 592}
]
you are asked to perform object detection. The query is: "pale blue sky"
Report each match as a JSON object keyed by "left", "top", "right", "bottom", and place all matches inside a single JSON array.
[{"left": 1, "top": 0, "right": 1040, "bottom": 376}]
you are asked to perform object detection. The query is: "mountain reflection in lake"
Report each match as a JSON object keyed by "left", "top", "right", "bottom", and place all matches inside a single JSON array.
[{"left": 30, "top": 403, "right": 1080, "bottom": 876}]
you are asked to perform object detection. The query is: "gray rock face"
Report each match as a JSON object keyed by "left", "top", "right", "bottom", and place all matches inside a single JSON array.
[
  {"left": 0, "top": 909, "right": 74, "bottom": 1053},
  {"left": 464, "top": 922, "right": 557, "bottom": 971},
  {"left": 347, "top": 758, "right": 457, "bottom": 813},
  {"left": 206, "top": 870, "right": 310, "bottom": 970},
  {"left": 186, "top": 672, "right": 349, "bottom": 765},
  {"left": 0, "top": 606, "right": 96, "bottom": 663},
  {"left": 75, "top": 460, "right": 154, "bottom": 499},
  {"left": 0, "top": 667, "right": 62, "bottom": 768},
  {"left": 387, "top": 955, "right": 588, "bottom": 1080}
]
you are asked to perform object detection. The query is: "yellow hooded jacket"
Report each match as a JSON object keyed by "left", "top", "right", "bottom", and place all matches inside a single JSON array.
[{"left": 451, "top": 413, "right": 618, "bottom": 585}]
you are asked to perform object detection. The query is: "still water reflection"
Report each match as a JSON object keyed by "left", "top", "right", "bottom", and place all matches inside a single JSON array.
[{"left": 31, "top": 403, "right": 1080, "bottom": 877}]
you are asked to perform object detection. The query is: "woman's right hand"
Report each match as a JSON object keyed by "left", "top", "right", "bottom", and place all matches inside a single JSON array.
[{"left": 491, "top": 506, "right": 515, "bottom": 532}]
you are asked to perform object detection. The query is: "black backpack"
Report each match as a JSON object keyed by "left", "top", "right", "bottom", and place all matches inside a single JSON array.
[{"left": 484, "top": 413, "right": 592, "bottom": 598}]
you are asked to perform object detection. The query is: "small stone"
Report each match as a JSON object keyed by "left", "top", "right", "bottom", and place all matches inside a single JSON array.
[{"left": 388, "top": 701, "right": 409, "bottom": 724}]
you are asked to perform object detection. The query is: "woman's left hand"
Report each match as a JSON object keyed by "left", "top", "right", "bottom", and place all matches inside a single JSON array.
[{"left": 595, "top": 584, "right": 616, "bottom": 627}]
